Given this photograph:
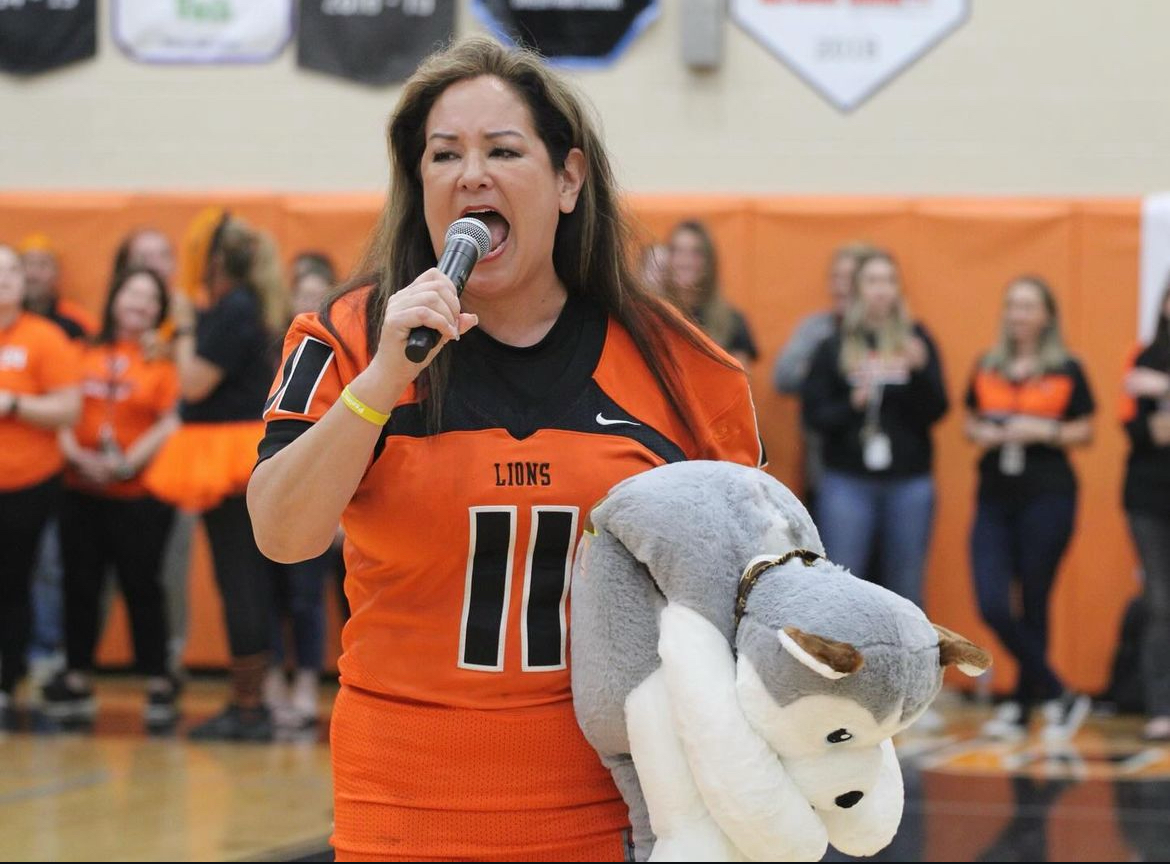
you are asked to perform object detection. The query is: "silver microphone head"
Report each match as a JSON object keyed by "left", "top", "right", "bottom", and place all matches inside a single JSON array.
[{"left": 446, "top": 217, "right": 492, "bottom": 260}]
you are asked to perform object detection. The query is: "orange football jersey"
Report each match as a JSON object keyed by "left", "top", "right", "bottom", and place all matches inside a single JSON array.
[
  {"left": 259, "top": 288, "right": 763, "bottom": 858},
  {"left": 261, "top": 289, "right": 762, "bottom": 708}
]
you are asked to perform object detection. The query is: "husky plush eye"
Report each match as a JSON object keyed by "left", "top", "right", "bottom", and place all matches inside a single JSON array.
[{"left": 826, "top": 728, "right": 853, "bottom": 744}]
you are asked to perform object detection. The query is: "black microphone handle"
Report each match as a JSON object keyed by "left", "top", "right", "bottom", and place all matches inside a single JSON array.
[{"left": 404, "top": 238, "right": 481, "bottom": 363}]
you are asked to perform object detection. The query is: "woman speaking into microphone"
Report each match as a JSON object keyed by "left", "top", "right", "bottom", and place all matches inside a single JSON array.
[{"left": 248, "top": 37, "right": 764, "bottom": 862}]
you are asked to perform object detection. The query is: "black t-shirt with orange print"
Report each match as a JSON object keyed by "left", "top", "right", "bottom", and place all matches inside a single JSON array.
[{"left": 966, "top": 356, "right": 1095, "bottom": 499}]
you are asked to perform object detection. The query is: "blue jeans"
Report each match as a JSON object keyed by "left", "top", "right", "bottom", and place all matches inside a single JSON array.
[
  {"left": 270, "top": 552, "right": 331, "bottom": 671},
  {"left": 29, "top": 518, "right": 64, "bottom": 660},
  {"left": 816, "top": 470, "right": 935, "bottom": 609},
  {"left": 970, "top": 492, "right": 1075, "bottom": 704}
]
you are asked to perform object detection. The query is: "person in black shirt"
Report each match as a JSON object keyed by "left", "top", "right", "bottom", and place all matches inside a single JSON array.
[
  {"left": 663, "top": 220, "right": 758, "bottom": 369},
  {"left": 143, "top": 209, "right": 288, "bottom": 741},
  {"left": 802, "top": 248, "right": 948, "bottom": 609},
  {"left": 1121, "top": 277, "right": 1170, "bottom": 742},
  {"left": 965, "top": 275, "right": 1094, "bottom": 742}
]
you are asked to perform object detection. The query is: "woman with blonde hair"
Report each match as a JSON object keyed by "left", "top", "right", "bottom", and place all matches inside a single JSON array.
[
  {"left": 664, "top": 219, "right": 758, "bottom": 368},
  {"left": 145, "top": 209, "right": 288, "bottom": 741},
  {"left": 773, "top": 241, "right": 877, "bottom": 507},
  {"left": 966, "top": 275, "right": 1094, "bottom": 742},
  {"left": 802, "top": 248, "right": 948, "bottom": 609}
]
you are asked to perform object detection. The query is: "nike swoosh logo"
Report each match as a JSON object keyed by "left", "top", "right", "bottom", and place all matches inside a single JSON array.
[{"left": 596, "top": 413, "right": 641, "bottom": 427}]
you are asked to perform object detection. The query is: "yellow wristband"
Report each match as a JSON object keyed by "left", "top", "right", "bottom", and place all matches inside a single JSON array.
[{"left": 340, "top": 385, "right": 391, "bottom": 426}]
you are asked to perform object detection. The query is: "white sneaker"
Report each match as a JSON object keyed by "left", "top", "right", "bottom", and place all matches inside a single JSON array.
[
  {"left": 1041, "top": 691, "right": 1091, "bottom": 743},
  {"left": 981, "top": 700, "right": 1027, "bottom": 740},
  {"left": 27, "top": 650, "right": 66, "bottom": 698},
  {"left": 287, "top": 670, "right": 319, "bottom": 729},
  {"left": 262, "top": 667, "right": 290, "bottom": 721}
]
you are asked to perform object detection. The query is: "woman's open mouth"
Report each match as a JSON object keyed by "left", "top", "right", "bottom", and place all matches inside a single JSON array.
[{"left": 462, "top": 209, "right": 510, "bottom": 261}]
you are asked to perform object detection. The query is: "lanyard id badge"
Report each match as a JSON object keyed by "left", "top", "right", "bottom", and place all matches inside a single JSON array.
[{"left": 860, "top": 383, "right": 892, "bottom": 472}]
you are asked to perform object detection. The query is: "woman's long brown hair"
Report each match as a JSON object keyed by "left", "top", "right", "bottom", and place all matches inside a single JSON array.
[{"left": 322, "top": 36, "right": 735, "bottom": 434}]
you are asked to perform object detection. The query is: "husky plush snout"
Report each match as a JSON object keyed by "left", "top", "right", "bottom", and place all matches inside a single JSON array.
[{"left": 571, "top": 461, "right": 991, "bottom": 862}]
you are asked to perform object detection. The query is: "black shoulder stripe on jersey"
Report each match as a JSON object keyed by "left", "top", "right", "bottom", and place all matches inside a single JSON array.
[
  {"left": 255, "top": 419, "right": 313, "bottom": 465},
  {"left": 278, "top": 337, "right": 334, "bottom": 415},
  {"left": 266, "top": 337, "right": 334, "bottom": 416},
  {"left": 263, "top": 350, "right": 298, "bottom": 414}
]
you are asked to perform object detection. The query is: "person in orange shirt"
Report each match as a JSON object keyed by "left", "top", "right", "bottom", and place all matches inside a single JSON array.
[
  {"left": 247, "top": 38, "right": 764, "bottom": 862},
  {"left": 19, "top": 233, "right": 97, "bottom": 686},
  {"left": 113, "top": 226, "right": 198, "bottom": 683},
  {"left": 965, "top": 276, "right": 1095, "bottom": 742},
  {"left": 40, "top": 267, "right": 181, "bottom": 732},
  {"left": 0, "top": 244, "right": 81, "bottom": 729}
]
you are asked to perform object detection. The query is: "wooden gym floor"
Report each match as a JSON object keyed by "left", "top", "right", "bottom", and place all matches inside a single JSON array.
[{"left": 1, "top": 679, "right": 1168, "bottom": 862}]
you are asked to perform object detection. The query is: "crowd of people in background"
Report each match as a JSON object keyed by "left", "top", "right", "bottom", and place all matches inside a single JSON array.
[
  {"left": 0, "top": 206, "right": 1167, "bottom": 749},
  {"left": 0, "top": 220, "right": 347, "bottom": 741}
]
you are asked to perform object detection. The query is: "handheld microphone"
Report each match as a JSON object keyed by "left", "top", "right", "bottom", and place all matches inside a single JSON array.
[{"left": 404, "top": 217, "right": 493, "bottom": 362}]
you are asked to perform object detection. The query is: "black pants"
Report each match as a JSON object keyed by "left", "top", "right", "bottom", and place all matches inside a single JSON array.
[
  {"left": 203, "top": 494, "right": 272, "bottom": 658},
  {"left": 59, "top": 489, "right": 175, "bottom": 677},
  {"left": 0, "top": 476, "right": 60, "bottom": 694},
  {"left": 971, "top": 491, "right": 1076, "bottom": 704},
  {"left": 1129, "top": 509, "right": 1170, "bottom": 717}
]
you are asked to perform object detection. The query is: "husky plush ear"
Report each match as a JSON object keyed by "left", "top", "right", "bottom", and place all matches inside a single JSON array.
[
  {"left": 778, "top": 627, "right": 864, "bottom": 680},
  {"left": 934, "top": 624, "right": 992, "bottom": 677}
]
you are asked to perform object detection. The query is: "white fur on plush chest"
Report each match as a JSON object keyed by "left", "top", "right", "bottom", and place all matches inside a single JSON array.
[
  {"left": 626, "top": 603, "right": 828, "bottom": 862},
  {"left": 620, "top": 602, "right": 910, "bottom": 862}
]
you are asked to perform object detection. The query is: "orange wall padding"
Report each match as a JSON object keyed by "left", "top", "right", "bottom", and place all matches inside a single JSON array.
[{"left": 0, "top": 193, "right": 1141, "bottom": 692}]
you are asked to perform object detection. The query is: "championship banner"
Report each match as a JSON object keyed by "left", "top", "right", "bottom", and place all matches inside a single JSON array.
[
  {"left": 732, "top": 0, "right": 969, "bottom": 112},
  {"left": 472, "top": 0, "right": 658, "bottom": 69},
  {"left": 0, "top": 0, "right": 96, "bottom": 76},
  {"left": 298, "top": 0, "right": 455, "bottom": 86},
  {"left": 112, "top": 0, "right": 292, "bottom": 64}
]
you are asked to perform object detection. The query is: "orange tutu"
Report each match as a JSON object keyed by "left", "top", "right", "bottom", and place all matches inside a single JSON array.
[{"left": 142, "top": 421, "right": 265, "bottom": 512}]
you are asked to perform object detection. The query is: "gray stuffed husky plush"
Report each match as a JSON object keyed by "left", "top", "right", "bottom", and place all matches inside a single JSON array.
[{"left": 571, "top": 461, "right": 990, "bottom": 862}]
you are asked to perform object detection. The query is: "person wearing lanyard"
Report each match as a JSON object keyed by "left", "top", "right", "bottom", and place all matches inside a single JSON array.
[
  {"left": 42, "top": 266, "right": 181, "bottom": 732},
  {"left": 966, "top": 275, "right": 1094, "bottom": 742},
  {"left": 801, "top": 248, "right": 948, "bottom": 610}
]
